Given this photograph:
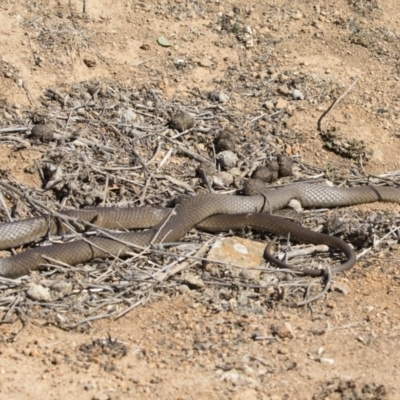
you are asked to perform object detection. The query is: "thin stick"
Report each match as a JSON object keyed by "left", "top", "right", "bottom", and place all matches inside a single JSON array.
[
  {"left": 135, "top": 57, "right": 156, "bottom": 66},
  {"left": 154, "top": 242, "right": 209, "bottom": 283},
  {"left": 317, "top": 78, "right": 359, "bottom": 131}
]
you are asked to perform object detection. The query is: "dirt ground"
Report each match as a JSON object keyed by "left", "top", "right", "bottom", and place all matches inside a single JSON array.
[{"left": 1, "top": 0, "right": 400, "bottom": 399}]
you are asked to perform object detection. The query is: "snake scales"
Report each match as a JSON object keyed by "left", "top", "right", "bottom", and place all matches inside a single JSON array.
[{"left": 0, "top": 183, "right": 399, "bottom": 279}]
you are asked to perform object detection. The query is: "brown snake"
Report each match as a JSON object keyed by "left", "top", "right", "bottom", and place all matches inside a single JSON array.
[{"left": 0, "top": 183, "right": 399, "bottom": 279}]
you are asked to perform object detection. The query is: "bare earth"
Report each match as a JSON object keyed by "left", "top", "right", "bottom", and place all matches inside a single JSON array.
[{"left": 1, "top": 1, "right": 400, "bottom": 399}]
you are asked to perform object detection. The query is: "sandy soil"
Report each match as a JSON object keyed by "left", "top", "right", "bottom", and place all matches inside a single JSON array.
[{"left": 1, "top": 0, "right": 400, "bottom": 399}]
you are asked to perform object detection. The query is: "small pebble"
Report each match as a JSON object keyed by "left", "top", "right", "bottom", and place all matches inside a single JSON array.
[
  {"left": 215, "top": 128, "right": 237, "bottom": 152},
  {"left": 292, "top": 89, "right": 305, "bottom": 100},
  {"left": 252, "top": 166, "right": 273, "bottom": 183},
  {"left": 175, "top": 59, "right": 186, "bottom": 69},
  {"left": 31, "top": 125, "right": 54, "bottom": 142},
  {"left": 277, "top": 154, "right": 293, "bottom": 177},
  {"left": 243, "top": 178, "right": 269, "bottom": 196},
  {"left": 198, "top": 161, "right": 216, "bottom": 177},
  {"left": 27, "top": 284, "right": 52, "bottom": 302},
  {"left": 278, "top": 86, "right": 291, "bottom": 96},
  {"left": 319, "top": 357, "right": 335, "bottom": 365},
  {"left": 157, "top": 36, "right": 171, "bottom": 47},
  {"left": 292, "top": 11, "right": 303, "bottom": 20},
  {"left": 331, "top": 281, "right": 351, "bottom": 295},
  {"left": 178, "top": 284, "right": 191, "bottom": 294},
  {"left": 198, "top": 57, "right": 213, "bottom": 67},
  {"left": 83, "top": 57, "right": 96, "bottom": 68},
  {"left": 169, "top": 111, "right": 195, "bottom": 132},
  {"left": 271, "top": 322, "right": 295, "bottom": 339},
  {"left": 120, "top": 108, "right": 138, "bottom": 123},
  {"left": 213, "top": 171, "right": 234, "bottom": 188},
  {"left": 268, "top": 159, "right": 280, "bottom": 181},
  {"left": 217, "top": 150, "right": 238, "bottom": 169},
  {"left": 208, "top": 91, "right": 229, "bottom": 103},
  {"left": 183, "top": 274, "right": 204, "bottom": 288},
  {"left": 264, "top": 100, "right": 275, "bottom": 111},
  {"left": 228, "top": 167, "right": 241, "bottom": 177}
]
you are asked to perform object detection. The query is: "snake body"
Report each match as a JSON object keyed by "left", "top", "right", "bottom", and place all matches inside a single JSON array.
[{"left": 0, "top": 183, "right": 399, "bottom": 278}]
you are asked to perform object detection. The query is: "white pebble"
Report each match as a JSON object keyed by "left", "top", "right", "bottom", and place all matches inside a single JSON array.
[
  {"left": 120, "top": 108, "right": 138, "bottom": 123},
  {"left": 319, "top": 357, "right": 335, "bottom": 365},
  {"left": 213, "top": 171, "right": 234, "bottom": 188},
  {"left": 217, "top": 150, "right": 238, "bottom": 169},
  {"left": 292, "top": 89, "right": 304, "bottom": 100},
  {"left": 26, "top": 284, "right": 52, "bottom": 302}
]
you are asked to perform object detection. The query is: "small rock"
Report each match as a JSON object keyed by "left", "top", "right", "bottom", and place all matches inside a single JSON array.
[
  {"left": 81, "top": 92, "right": 92, "bottom": 102},
  {"left": 175, "top": 58, "right": 186, "bottom": 69},
  {"left": 76, "top": 107, "right": 86, "bottom": 116},
  {"left": 157, "top": 36, "right": 171, "bottom": 47},
  {"left": 228, "top": 167, "right": 241, "bottom": 176},
  {"left": 31, "top": 125, "right": 54, "bottom": 142},
  {"left": 207, "top": 237, "right": 265, "bottom": 273},
  {"left": 277, "top": 154, "right": 293, "bottom": 177},
  {"left": 292, "top": 89, "right": 304, "bottom": 100},
  {"left": 55, "top": 314, "right": 68, "bottom": 324},
  {"left": 178, "top": 284, "right": 191, "bottom": 294},
  {"left": 213, "top": 171, "right": 234, "bottom": 188},
  {"left": 198, "top": 57, "right": 213, "bottom": 67},
  {"left": 251, "top": 330, "right": 264, "bottom": 340},
  {"left": 169, "top": 111, "right": 195, "bottom": 132},
  {"left": 183, "top": 274, "right": 204, "bottom": 288},
  {"left": 264, "top": 100, "right": 275, "bottom": 111},
  {"left": 83, "top": 57, "right": 96, "bottom": 68},
  {"left": 277, "top": 347, "right": 289, "bottom": 355},
  {"left": 215, "top": 128, "right": 237, "bottom": 152},
  {"left": 331, "top": 281, "right": 351, "bottom": 295},
  {"left": 198, "top": 161, "right": 216, "bottom": 177},
  {"left": 278, "top": 86, "right": 291, "bottom": 96},
  {"left": 292, "top": 11, "right": 303, "bottom": 20},
  {"left": 86, "top": 84, "right": 98, "bottom": 96},
  {"left": 140, "top": 43, "right": 151, "bottom": 50},
  {"left": 120, "top": 108, "right": 138, "bottom": 123},
  {"left": 319, "top": 357, "right": 335, "bottom": 365},
  {"left": 221, "top": 369, "right": 240, "bottom": 384},
  {"left": 233, "top": 174, "right": 244, "bottom": 189},
  {"left": 27, "top": 284, "right": 52, "bottom": 302},
  {"left": 243, "top": 178, "right": 269, "bottom": 196},
  {"left": 252, "top": 166, "right": 273, "bottom": 183},
  {"left": 208, "top": 91, "right": 229, "bottom": 103},
  {"left": 51, "top": 281, "right": 73, "bottom": 296},
  {"left": 271, "top": 322, "right": 295, "bottom": 339},
  {"left": 3, "top": 111, "right": 12, "bottom": 120},
  {"left": 278, "top": 74, "right": 289, "bottom": 83},
  {"left": 193, "top": 340, "right": 212, "bottom": 351},
  {"left": 268, "top": 159, "right": 280, "bottom": 181},
  {"left": 217, "top": 150, "right": 238, "bottom": 169}
]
